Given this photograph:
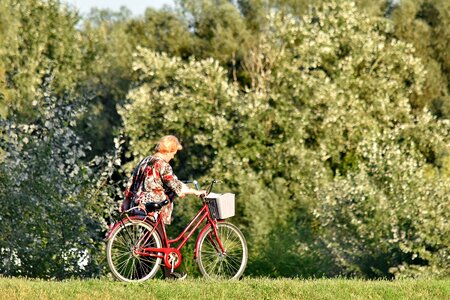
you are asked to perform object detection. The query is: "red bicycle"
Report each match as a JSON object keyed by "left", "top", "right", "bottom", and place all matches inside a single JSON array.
[{"left": 105, "top": 180, "right": 248, "bottom": 282}]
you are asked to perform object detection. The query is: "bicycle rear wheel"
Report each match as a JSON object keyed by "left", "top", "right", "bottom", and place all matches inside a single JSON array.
[
  {"left": 106, "top": 219, "right": 162, "bottom": 282},
  {"left": 197, "top": 222, "right": 247, "bottom": 279}
]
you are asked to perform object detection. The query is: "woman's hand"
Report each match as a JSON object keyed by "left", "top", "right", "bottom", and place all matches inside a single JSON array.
[
  {"left": 181, "top": 184, "right": 206, "bottom": 197},
  {"left": 194, "top": 190, "right": 207, "bottom": 197}
]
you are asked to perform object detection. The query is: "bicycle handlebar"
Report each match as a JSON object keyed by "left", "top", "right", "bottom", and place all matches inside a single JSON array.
[
  {"left": 193, "top": 180, "right": 200, "bottom": 190},
  {"left": 183, "top": 179, "right": 221, "bottom": 199}
]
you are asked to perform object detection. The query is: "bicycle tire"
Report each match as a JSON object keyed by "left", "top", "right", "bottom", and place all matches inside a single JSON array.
[
  {"left": 197, "top": 222, "right": 248, "bottom": 279},
  {"left": 106, "top": 219, "right": 162, "bottom": 282}
]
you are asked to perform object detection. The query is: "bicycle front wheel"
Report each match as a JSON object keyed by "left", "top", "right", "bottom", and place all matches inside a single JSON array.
[
  {"left": 197, "top": 222, "right": 248, "bottom": 279},
  {"left": 106, "top": 219, "right": 162, "bottom": 282}
]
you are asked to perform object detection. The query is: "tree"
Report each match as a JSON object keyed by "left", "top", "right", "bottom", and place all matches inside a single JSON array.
[
  {"left": 177, "top": 0, "right": 254, "bottom": 82},
  {"left": 0, "top": 0, "right": 83, "bottom": 119},
  {"left": 389, "top": 0, "right": 450, "bottom": 118},
  {"left": 121, "top": 1, "right": 449, "bottom": 278},
  {"left": 118, "top": 48, "right": 240, "bottom": 177},
  {"left": 0, "top": 78, "right": 116, "bottom": 278},
  {"left": 75, "top": 6, "right": 197, "bottom": 158},
  {"left": 240, "top": 1, "right": 449, "bottom": 278}
]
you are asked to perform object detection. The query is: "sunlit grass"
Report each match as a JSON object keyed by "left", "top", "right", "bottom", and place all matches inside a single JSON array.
[{"left": 1, "top": 277, "right": 449, "bottom": 300}]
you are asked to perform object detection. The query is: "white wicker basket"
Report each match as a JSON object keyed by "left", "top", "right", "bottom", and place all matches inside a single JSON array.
[{"left": 206, "top": 193, "right": 235, "bottom": 219}]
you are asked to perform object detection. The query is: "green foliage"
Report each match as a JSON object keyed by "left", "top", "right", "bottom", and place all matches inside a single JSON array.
[
  {"left": 314, "top": 125, "right": 450, "bottom": 278},
  {"left": 73, "top": 8, "right": 135, "bottom": 158},
  {"left": 75, "top": 7, "right": 196, "bottom": 158},
  {"left": 0, "top": 78, "right": 116, "bottom": 279},
  {"left": 389, "top": 0, "right": 450, "bottom": 118},
  {"left": 1, "top": 0, "right": 449, "bottom": 280},
  {"left": 0, "top": 0, "right": 83, "bottom": 119},
  {"left": 178, "top": 0, "right": 255, "bottom": 83},
  {"left": 118, "top": 48, "right": 240, "bottom": 177},
  {"left": 242, "top": 1, "right": 449, "bottom": 278},
  {"left": 121, "top": 1, "right": 450, "bottom": 278},
  {"left": 179, "top": 0, "right": 251, "bottom": 61}
]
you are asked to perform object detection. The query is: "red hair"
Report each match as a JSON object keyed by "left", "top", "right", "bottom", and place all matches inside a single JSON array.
[{"left": 156, "top": 135, "right": 183, "bottom": 153}]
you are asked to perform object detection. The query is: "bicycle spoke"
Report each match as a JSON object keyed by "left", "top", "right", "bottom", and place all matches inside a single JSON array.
[
  {"left": 121, "top": 223, "right": 139, "bottom": 248},
  {"left": 226, "top": 254, "right": 242, "bottom": 266},
  {"left": 117, "top": 255, "right": 133, "bottom": 277},
  {"left": 139, "top": 257, "right": 154, "bottom": 275},
  {"left": 225, "top": 259, "right": 238, "bottom": 272},
  {"left": 206, "top": 256, "right": 221, "bottom": 275},
  {"left": 107, "top": 221, "right": 162, "bottom": 282},
  {"left": 129, "top": 258, "right": 136, "bottom": 279},
  {"left": 114, "top": 232, "right": 133, "bottom": 251},
  {"left": 115, "top": 257, "right": 131, "bottom": 273},
  {"left": 114, "top": 257, "right": 128, "bottom": 273},
  {"left": 198, "top": 223, "right": 247, "bottom": 279}
]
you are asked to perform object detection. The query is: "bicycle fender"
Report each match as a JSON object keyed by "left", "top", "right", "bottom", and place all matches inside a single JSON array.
[
  {"left": 104, "top": 215, "right": 151, "bottom": 241},
  {"left": 194, "top": 223, "right": 212, "bottom": 260},
  {"left": 194, "top": 220, "right": 226, "bottom": 260}
]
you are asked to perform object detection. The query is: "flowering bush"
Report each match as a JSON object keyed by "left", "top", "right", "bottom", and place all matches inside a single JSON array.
[
  {"left": 120, "top": 1, "right": 449, "bottom": 278},
  {"left": 0, "top": 78, "right": 118, "bottom": 278},
  {"left": 119, "top": 47, "right": 241, "bottom": 178}
]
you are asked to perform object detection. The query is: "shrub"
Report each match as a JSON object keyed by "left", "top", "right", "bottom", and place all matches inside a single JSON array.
[{"left": 0, "top": 78, "right": 117, "bottom": 278}]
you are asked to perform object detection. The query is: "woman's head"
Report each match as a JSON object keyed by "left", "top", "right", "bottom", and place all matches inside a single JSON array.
[{"left": 156, "top": 135, "right": 183, "bottom": 154}]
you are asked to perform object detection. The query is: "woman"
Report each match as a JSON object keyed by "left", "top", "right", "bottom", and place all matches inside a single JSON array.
[
  {"left": 122, "top": 135, "right": 205, "bottom": 224},
  {"left": 122, "top": 135, "right": 205, "bottom": 279}
]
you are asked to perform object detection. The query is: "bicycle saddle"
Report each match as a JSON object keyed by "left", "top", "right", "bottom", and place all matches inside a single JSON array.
[{"left": 145, "top": 199, "right": 170, "bottom": 212}]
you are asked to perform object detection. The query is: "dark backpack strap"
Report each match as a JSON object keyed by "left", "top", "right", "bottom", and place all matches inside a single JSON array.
[{"left": 128, "top": 157, "right": 151, "bottom": 205}]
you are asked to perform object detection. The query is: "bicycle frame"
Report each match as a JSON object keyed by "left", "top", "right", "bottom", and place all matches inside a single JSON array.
[{"left": 127, "top": 200, "right": 226, "bottom": 270}]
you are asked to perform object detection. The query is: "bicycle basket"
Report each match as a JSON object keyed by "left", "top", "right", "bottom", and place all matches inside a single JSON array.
[{"left": 206, "top": 193, "right": 235, "bottom": 219}]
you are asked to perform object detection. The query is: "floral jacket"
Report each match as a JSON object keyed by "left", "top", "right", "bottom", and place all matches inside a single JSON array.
[{"left": 122, "top": 155, "right": 183, "bottom": 224}]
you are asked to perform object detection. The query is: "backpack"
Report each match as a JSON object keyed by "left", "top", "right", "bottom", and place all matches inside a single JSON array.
[{"left": 121, "top": 157, "right": 150, "bottom": 212}]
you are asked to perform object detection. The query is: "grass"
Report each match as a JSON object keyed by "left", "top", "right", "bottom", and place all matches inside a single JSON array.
[{"left": 1, "top": 277, "right": 449, "bottom": 300}]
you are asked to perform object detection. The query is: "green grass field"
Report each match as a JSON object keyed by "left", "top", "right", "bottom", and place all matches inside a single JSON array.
[{"left": 1, "top": 277, "right": 450, "bottom": 300}]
